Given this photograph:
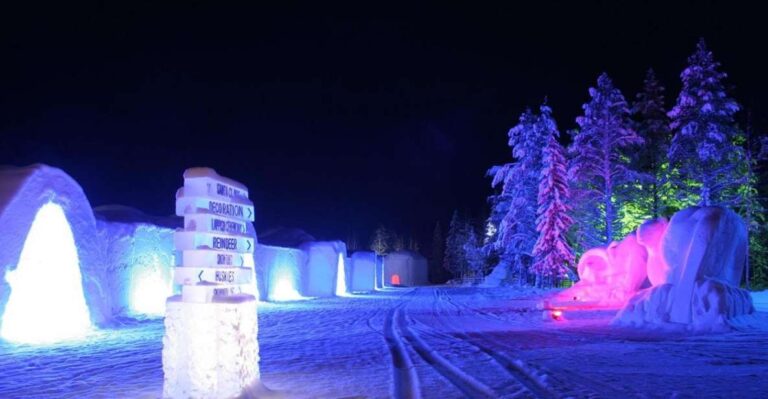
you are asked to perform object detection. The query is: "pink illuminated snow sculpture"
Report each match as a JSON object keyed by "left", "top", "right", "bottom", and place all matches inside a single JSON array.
[
  {"left": 555, "top": 228, "right": 651, "bottom": 307},
  {"left": 615, "top": 207, "right": 754, "bottom": 330}
]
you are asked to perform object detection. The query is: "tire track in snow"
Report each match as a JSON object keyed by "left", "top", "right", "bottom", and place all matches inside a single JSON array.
[
  {"left": 383, "top": 303, "right": 421, "bottom": 399},
  {"left": 399, "top": 289, "right": 497, "bottom": 399},
  {"left": 435, "top": 288, "right": 559, "bottom": 399}
]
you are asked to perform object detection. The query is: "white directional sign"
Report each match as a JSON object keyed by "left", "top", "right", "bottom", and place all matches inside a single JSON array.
[
  {"left": 174, "top": 267, "right": 252, "bottom": 286},
  {"left": 181, "top": 284, "right": 244, "bottom": 303},
  {"left": 174, "top": 230, "right": 254, "bottom": 253},
  {"left": 163, "top": 167, "right": 260, "bottom": 399},
  {"left": 181, "top": 249, "right": 253, "bottom": 268},
  {"left": 176, "top": 196, "right": 255, "bottom": 222},
  {"left": 182, "top": 168, "right": 250, "bottom": 200},
  {"left": 184, "top": 213, "right": 249, "bottom": 235},
  {"left": 173, "top": 167, "right": 257, "bottom": 303}
]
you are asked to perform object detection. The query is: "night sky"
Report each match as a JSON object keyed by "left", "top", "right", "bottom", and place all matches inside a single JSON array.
[{"left": 1, "top": 1, "right": 766, "bottom": 246}]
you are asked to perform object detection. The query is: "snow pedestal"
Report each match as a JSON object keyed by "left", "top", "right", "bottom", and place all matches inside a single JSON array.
[
  {"left": 163, "top": 296, "right": 259, "bottom": 399},
  {"left": 162, "top": 168, "right": 259, "bottom": 398}
]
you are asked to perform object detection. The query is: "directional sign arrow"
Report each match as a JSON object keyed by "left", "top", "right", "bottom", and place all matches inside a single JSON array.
[
  {"left": 198, "top": 270, "right": 204, "bottom": 282},
  {"left": 247, "top": 207, "right": 253, "bottom": 219},
  {"left": 247, "top": 240, "right": 252, "bottom": 250}
]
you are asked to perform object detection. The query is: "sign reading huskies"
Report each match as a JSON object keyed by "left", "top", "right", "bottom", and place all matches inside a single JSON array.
[{"left": 175, "top": 167, "right": 256, "bottom": 303}]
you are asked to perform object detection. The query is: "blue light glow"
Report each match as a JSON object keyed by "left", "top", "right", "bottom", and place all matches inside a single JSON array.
[
  {"left": 128, "top": 253, "right": 173, "bottom": 317},
  {"left": 269, "top": 265, "right": 302, "bottom": 301},
  {"left": 335, "top": 253, "right": 347, "bottom": 296},
  {"left": 1, "top": 202, "right": 93, "bottom": 344}
]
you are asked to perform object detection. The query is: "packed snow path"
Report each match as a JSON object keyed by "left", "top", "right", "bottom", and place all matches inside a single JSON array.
[{"left": 1, "top": 286, "right": 768, "bottom": 398}]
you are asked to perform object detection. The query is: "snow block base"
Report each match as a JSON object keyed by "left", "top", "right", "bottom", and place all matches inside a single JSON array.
[
  {"left": 613, "top": 279, "right": 754, "bottom": 331},
  {"left": 162, "top": 295, "right": 260, "bottom": 399}
]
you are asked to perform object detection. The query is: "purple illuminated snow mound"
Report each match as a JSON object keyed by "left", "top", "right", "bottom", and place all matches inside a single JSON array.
[{"left": 555, "top": 206, "right": 753, "bottom": 331}]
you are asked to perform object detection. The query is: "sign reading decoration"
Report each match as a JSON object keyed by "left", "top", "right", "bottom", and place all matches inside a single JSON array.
[{"left": 173, "top": 167, "right": 256, "bottom": 303}]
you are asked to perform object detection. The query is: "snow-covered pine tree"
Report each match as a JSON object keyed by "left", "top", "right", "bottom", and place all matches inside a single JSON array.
[
  {"left": 369, "top": 225, "right": 391, "bottom": 256},
  {"left": 532, "top": 113, "right": 574, "bottom": 287},
  {"left": 444, "top": 210, "right": 468, "bottom": 278},
  {"left": 463, "top": 227, "right": 485, "bottom": 282},
  {"left": 570, "top": 73, "right": 643, "bottom": 249},
  {"left": 489, "top": 107, "right": 549, "bottom": 283},
  {"left": 668, "top": 39, "right": 743, "bottom": 206},
  {"left": 632, "top": 68, "right": 672, "bottom": 219}
]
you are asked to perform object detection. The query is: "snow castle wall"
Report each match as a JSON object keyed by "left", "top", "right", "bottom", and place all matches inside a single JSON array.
[
  {"left": 94, "top": 206, "right": 180, "bottom": 317},
  {"left": 383, "top": 251, "right": 429, "bottom": 287},
  {"left": 349, "top": 251, "right": 376, "bottom": 292},
  {"left": 300, "top": 241, "right": 347, "bottom": 297},
  {"left": 254, "top": 244, "right": 306, "bottom": 301},
  {"left": 0, "top": 164, "right": 110, "bottom": 330}
]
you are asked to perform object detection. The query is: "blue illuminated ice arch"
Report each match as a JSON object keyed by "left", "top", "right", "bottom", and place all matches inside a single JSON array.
[{"left": 0, "top": 165, "right": 110, "bottom": 344}]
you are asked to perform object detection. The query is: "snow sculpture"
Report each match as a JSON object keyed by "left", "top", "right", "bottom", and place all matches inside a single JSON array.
[
  {"left": 383, "top": 251, "right": 429, "bottom": 287},
  {"left": 163, "top": 168, "right": 259, "bottom": 398},
  {"left": 555, "top": 232, "right": 648, "bottom": 306},
  {"left": 95, "top": 205, "right": 179, "bottom": 317},
  {"left": 349, "top": 251, "right": 376, "bottom": 292},
  {"left": 300, "top": 241, "right": 347, "bottom": 297},
  {"left": 254, "top": 244, "right": 305, "bottom": 301},
  {"left": 636, "top": 218, "right": 669, "bottom": 286},
  {"left": 614, "top": 206, "right": 753, "bottom": 330},
  {"left": 0, "top": 165, "right": 108, "bottom": 343}
]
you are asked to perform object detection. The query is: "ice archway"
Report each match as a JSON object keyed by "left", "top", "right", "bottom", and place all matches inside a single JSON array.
[
  {"left": 0, "top": 165, "right": 110, "bottom": 341},
  {"left": 1, "top": 203, "right": 92, "bottom": 343}
]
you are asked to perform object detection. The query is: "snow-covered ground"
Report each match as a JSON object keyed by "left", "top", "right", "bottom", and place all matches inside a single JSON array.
[{"left": 1, "top": 286, "right": 767, "bottom": 398}]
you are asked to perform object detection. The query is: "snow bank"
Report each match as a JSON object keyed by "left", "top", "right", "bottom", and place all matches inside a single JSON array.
[
  {"left": 383, "top": 251, "right": 429, "bottom": 287},
  {"left": 300, "top": 241, "right": 347, "bottom": 297},
  {"left": 254, "top": 244, "right": 306, "bottom": 301},
  {"left": 752, "top": 290, "right": 768, "bottom": 312},
  {"left": 349, "top": 251, "right": 376, "bottom": 292},
  {"left": 613, "top": 206, "right": 753, "bottom": 330},
  {"left": 0, "top": 164, "right": 109, "bottom": 338},
  {"left": 94, "top": 206, "right": 180, "bottom": 318}
]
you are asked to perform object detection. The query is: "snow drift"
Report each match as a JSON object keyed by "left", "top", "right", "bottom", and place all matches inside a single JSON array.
[
  {"left": 383, "top": 251, "right": 428, "bottom": 287},
  {"left": 0, "top": 165, "right": 108, "bottom": 342}
]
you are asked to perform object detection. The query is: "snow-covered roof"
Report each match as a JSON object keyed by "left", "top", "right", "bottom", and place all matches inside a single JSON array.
[
  {"left": 0, "top": 164, "right": 85, "bottom": 218},
  {"left": 93, "top": 204, "right": 182, "bottom": 229}
]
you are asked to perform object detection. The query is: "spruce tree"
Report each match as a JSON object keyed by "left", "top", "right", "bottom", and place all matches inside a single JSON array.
[
  {"left": 668, "top": 39, "right": 743, "bottom": 206},
  {"left": 570, "top": 73, "right": 643, "bottom": 248},
  {"left": 533, "top": 120, "right": 574, "bottom": 287},
  {"left": 444, "top": 211, "right": 468, "bottom": 278},
  {"left": 489, "top": 106, "right": 549, "bottom": 282},
  {"left": 632, "top": 68, "right": 672, "bottom": 219}
]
